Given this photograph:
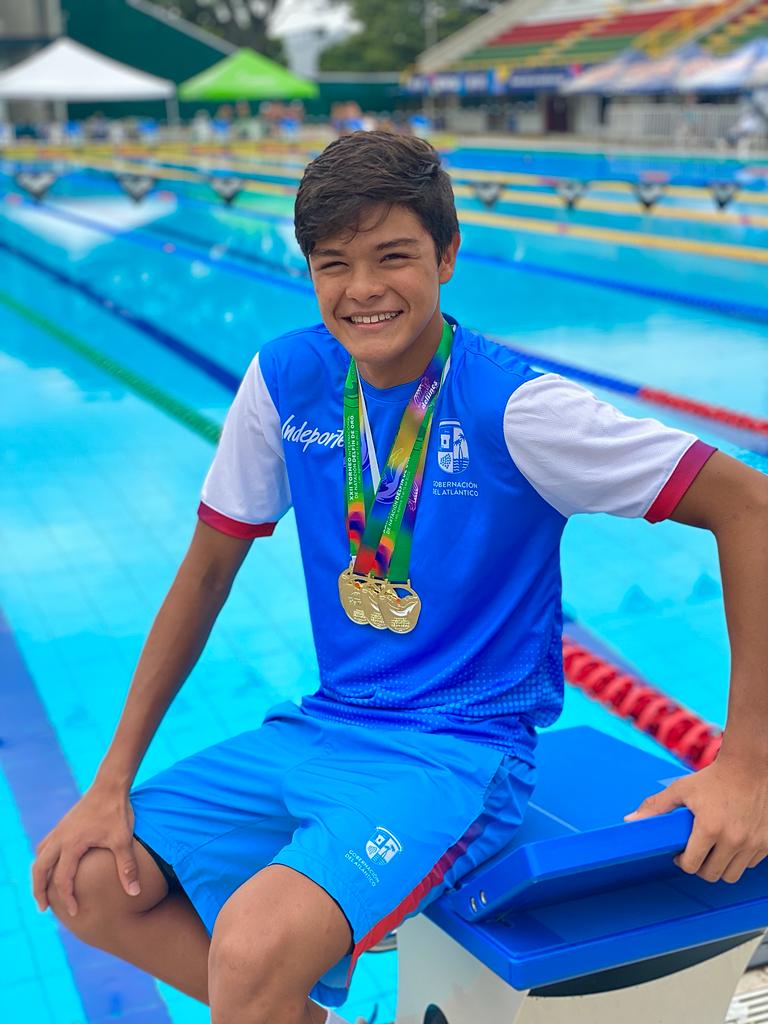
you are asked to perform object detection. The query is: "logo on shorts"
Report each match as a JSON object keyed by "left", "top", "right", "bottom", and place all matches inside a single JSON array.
[
  {"left": 365, "top": 827, "right": 402, "bottom": 865},
  {"left": 437, "top": 419, "right": 469, "bottom": 476}
]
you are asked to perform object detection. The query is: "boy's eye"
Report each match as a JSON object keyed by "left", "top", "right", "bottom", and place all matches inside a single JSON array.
[
  {"left": 318, "top": 261, "right": 345, "bottom": 270},
  {"left": 382, "top": 253, "right": 409, "bottom": 262}
]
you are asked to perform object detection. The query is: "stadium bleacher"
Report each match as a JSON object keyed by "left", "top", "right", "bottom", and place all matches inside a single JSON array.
[
  {"left": 447, "top": 0, "right": 766, "bottom": 74},
  {"left": 703, "top": 0, "right": 768, "bottom": 51},
  {"left": 454, "top": 1, "right": 718, "bottom": 68}
]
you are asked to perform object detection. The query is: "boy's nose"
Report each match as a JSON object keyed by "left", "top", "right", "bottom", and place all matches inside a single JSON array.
[{"left": 345, "top": 266, "right": 385, "bottom": 303}]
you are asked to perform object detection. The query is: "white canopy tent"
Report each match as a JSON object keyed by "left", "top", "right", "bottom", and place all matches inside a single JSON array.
[{"left": 0, "top": 37, "right": 177, "bottom": 122}]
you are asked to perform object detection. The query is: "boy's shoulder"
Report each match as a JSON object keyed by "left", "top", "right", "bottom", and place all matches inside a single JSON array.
[
  {"left": 254, "top": 318, "right": 541, "bottom": 402},
  {"left": 259, "top": 322, "right": 340, "bottom": 363},
  {"left": 453, "top": 320, "right": 540, "bottom": 394},
  {"left": 256, "top": 323, "right": 345, "bottom": 400}
]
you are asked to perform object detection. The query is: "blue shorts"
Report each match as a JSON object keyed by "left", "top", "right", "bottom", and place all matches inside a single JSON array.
[{"left": 130, "top": 701, "right": 535, "bottom": 1006}]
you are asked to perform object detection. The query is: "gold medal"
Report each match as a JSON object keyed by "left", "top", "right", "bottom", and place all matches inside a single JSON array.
[
  {"left": 359, "top": 577, "right": 387, "bottom": 630},
  {"left": 378, "top": 581, "right": 422, "bottom": 634},
  {"left": 337, "top": 565, "right": 368, "bottom": 626}
]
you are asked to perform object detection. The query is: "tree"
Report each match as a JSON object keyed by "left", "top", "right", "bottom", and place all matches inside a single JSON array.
[
  {"left": 320, "top": 0, "right": 503, "bottom": 72},
  {"left": 152, "top": 0, "right": 284, "bottom": 60}
]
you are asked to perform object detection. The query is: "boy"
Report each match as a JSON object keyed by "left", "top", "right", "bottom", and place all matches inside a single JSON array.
[{"left": 33, "top": 132, "right": 768, "bottom": 1024}]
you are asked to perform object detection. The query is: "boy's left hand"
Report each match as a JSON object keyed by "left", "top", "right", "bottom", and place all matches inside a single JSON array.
[{"left": 624, "top": 758, "right": 768, "bottom": 883}]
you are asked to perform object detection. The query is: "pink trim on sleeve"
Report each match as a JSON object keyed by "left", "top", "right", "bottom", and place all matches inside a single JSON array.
[
  {"left": 197, "top": 501, "right": 276, "bottom": 539},
  {"left": 644, "top": 440, "right": 717, "bottom": 523}
]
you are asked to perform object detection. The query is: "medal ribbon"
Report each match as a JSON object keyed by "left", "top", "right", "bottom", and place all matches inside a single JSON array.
[{"left": 343, "top": 319, "right": 453, "bottom": 583}]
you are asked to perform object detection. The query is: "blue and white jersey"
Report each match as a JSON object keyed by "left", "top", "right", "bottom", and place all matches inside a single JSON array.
[{"left": 199, "top": 319, "right": 715, "bottom": 763}]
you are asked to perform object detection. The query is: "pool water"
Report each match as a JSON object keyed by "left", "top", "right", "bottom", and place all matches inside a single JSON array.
[{"left": 1, "top": 148, "right": 766, "bottom": 1023}]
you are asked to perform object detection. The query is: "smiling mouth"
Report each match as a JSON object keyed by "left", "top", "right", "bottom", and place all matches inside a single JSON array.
[{"left": 343, "top": 311, "right": 403, "bottom": 325}]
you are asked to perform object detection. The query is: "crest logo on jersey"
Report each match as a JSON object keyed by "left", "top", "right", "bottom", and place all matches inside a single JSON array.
[
  {"left": 365, "top": 827, "right": 402, "bottom": 865},
  {"left": 437, "top": 419, "right": 469, "bottom": 476}
]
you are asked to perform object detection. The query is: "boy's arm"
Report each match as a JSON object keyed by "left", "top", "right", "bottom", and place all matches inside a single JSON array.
[
  {"left": 93, "top": 520, "right": 253, "bottom": 793},
  {"left": 623, "top": 451, "right": 768, "bottom": 883}
]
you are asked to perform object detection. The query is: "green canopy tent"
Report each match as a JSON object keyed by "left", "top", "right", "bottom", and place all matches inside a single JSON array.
[{"left": 178, "top": 48, "right": 317, "bottom": 102}]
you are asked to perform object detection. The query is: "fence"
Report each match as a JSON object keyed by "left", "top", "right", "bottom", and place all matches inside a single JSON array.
[{"left": 602, "top": 100, "right": 768, "bottom": 149}]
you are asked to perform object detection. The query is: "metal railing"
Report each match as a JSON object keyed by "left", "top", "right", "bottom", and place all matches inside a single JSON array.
[{"left": 602, "top": 100, "right": 768, "bottom": 147}]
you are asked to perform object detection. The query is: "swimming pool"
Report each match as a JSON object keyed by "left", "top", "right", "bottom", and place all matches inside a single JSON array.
[{"left": 1, "top": 145, "right": 766, "bottom": 1023}]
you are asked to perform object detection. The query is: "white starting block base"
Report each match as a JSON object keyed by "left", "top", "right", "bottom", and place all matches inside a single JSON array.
[{"left": 396, "top": 915, "right": 764, "bottom": 1024}]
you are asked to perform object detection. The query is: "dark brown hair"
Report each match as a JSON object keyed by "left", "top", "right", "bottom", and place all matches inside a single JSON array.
[{"left": 294, "top": 131, "right": 459, "bottom": 262}]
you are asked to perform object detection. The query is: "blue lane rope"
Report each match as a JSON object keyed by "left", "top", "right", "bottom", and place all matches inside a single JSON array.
[
  {"left": 10, "top": 195, "right": 314, "bottom": 295},
  {"left": 0, "top": 236, "right": 241, "bottom": 393},
  {"left": 464, "top": 248, "right": 768, "bottom": 326},
  {"left": 492, "top": 342, "right": 641, "bottom": 396}
]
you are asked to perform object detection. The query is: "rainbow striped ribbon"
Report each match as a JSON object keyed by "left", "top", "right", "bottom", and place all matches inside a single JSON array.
[{"left": 343, "top": 320, "right": 453, "bottom": 583}]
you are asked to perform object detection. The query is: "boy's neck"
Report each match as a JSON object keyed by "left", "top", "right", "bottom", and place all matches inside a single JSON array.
[{"left": 355, "top": 312, "right": 445, "bottom": 390}]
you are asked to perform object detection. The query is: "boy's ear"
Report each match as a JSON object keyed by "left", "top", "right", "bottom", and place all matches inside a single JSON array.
[{"left": 438, "top": 233, "right": 461, "bottom": 285}]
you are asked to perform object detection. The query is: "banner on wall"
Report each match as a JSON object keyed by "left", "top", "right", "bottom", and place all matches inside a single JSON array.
[
  {"left": 506, "top": 66, "right": 574, "bottom": 93},
  {"left": 403, "top": 64, "right": 575, "bottom": 95},
  {"left": 403, "top": 69, "right": 497, "bottom": 96}
]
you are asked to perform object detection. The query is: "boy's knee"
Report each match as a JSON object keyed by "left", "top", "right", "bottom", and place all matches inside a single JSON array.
[
  {"left": 208, "top": 923, "right": 302, "bottom": 1022},
  {"left": 46, "top": 848, "right": 116, "bottom": 939},
  {"left": 46, "top": 844, "right": 167, "bottom": 940}
]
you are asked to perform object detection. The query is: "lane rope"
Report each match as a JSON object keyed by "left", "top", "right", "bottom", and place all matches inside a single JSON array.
[
  {"left": 0, "top": 287, "right": 222, "bottom": 445},
  {"left": 9, "top": 172, "right": 768, "bottom": 325},
  {"left": 3, "top": 217, "right": 765, "bottom": 453},
  {"left": 492, "top": 340, "right": 768, "bottom": 444},
  {"left": 562, "top": 636, "right": 722, "bottom": 770}
]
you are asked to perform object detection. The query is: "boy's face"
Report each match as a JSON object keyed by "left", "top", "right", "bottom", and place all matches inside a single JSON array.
[{"left": 308, "top": 204, "right": 459, "bottom": 388}]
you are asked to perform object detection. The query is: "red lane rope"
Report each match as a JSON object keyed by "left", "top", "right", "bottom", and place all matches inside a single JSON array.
[
  {"left": 639, "top": 387, "right": 768, "bottom": 436},
  {"left": 562, "top": 636, "right": 722, "bottom": 770}
]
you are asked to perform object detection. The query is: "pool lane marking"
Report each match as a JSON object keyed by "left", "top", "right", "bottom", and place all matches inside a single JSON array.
[
  {"left": 107, "top": 157, "right": 768, "bottom": 229},
  {"left": 30, "top": 175, "right": 768, "bottom": 273},
  {"left": 0, "top": 286, "right": 222, "bottom": 445},
  {"left": 78, "top": 152, "right": 768, "bottom": 207},
  {"left": 460, "top": 206, "right": 768, "bottom": 265},
  {"left": 3, "top": 211, "right": 767, "bottom": 450},
  {"left": 137, "top": 198, "right": 768, "bottom": 327},
  {"left": 489, "top": 339, "right": 768, "bottom": 449},
  {"left": 464, "top": 247, "right": 768, "bottom": 325},
  {"left": 64, "top": 155, "right": 768, "bottom": 227},
  {"left": 6, "top": 230, "right": 766, "bottom": 454},
  {"left": 8, "top": 196, "right": 314, "bottom": 295},
  {"left": 4, "top": 200, "right": 767, "bottom": 444},
  {"left": 0, "top": 609, "right": 174, "bottom": 1024},
  {"left": 83, "top": 154, "right": 298, "bottom": 198},
  {"left": 451, "top": 184, "right": 768, "bottom": 229},
  {"left": 10, "top": 189, "right": 768, "bottom": 327},
  {"left": 28, "top": 155, "right": 768, "bottom": 228},
  {"left": 0, "top": 234, "right": 241, "bottom": 393},
  {"left": 75, "top": 152, "right": 768, "bottom": 211}
]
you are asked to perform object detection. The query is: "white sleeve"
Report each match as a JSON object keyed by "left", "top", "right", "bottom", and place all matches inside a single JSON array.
[
  {"left": 503, "top": 374, "right": 715, "bottom": 520},
  {"left": 199, "top": 354, "right": 291, "bottom": 537}
]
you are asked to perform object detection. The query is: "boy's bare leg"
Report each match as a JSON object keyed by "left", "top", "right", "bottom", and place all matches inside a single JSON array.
[
  {"left": 47, "top": 840, "right": 211, "bottom": 1004},
  {"left": 208, "top": 864, "right": 352, "bottom": 1024},
  {"left": 48, "top": 846, "right": 353, "bottom": 1020}
]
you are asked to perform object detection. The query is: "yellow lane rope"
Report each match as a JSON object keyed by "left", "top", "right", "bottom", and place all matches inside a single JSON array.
[
  {"left": 11, "top": 141, "right": 768, "bottom": 207},
  {"left": 461, "top": 207, "right": 768, "bottom": 264},
  {"left": 69, "top": 152, "right": 768, "bottom": 225},
  {"left": 451, "top": 182, "right": 768, "bottom": 228},
  {"left": 9, "top": 154, "right": 767, "bottom": 264}
]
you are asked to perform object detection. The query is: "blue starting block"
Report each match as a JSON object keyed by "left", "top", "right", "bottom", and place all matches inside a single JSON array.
[{"left": 397, "top": 727, "right": 768, "bottom": 1024}]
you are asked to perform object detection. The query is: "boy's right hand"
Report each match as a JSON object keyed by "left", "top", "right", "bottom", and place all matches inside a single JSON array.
[{"left": 31, "top": 783, "right": 141, "bottom": 917}]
